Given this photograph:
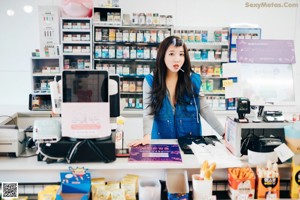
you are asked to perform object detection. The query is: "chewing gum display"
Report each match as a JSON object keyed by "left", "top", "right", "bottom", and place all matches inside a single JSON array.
[
  {"left": 227, "top": 167, "right": 255, "bottom": 199},
  {"left": 256, "top": 160, "right": 280, "bottom": 199}
]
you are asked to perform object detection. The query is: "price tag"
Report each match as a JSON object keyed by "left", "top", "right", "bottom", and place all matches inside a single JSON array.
[
  {"left": 207, "top": 195, "right": 216, "bottom": 200},
  {"left": 222, "top": 79, "right": 233, "bottom": 87},
  {"left": 237, "top": 194, "right": 248, "bottom": 200},
  {"left": 266, "top": 194, "right": 277, "bottom": 200}
]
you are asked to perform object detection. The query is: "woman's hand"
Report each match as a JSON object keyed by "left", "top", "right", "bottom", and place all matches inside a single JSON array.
[{"left": 128, "top": 134, "right": 151, "bottom": 147}]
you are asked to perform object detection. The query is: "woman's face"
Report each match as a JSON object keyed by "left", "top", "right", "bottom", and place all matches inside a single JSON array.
[{"left": 164, "top": 44, "right": 185, "bottom": 73}]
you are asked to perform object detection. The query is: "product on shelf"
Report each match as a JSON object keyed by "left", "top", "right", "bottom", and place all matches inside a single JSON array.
[{"left": 227, "top": 167, "right": 255, "bottom": 199}]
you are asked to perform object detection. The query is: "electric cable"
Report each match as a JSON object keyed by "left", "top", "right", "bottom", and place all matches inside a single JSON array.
[
  {"left": 86, "top": 140, "right": 111, "bottom": 163},
  {"left": 37, "top": 143, "right": 64, "bottom": 162}
]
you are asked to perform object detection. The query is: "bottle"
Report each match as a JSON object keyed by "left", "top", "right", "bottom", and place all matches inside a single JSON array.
[{"left": 115, "top": 117, "right": 125, "bottom": 150}]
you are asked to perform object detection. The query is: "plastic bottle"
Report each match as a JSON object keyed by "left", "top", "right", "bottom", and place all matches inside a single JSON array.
[{"left": 115, "top": 117, "right": 125, "bottom": 149}]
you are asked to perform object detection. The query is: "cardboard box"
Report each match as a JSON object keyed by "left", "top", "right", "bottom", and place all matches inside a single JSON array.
[
  {"left": 60, "top": 172, "right": 91, "bottom": 194},
  {"left": 256, "top": 171, "right": 280, "bottom": 199},
  {"left": 56, "top": 186, "right": 89, "bottom": 200},
  {"left": 290, "top": 154, "right": 300, "bottom": 198},
  {"left": 166, "top": 170, "right": 189, "bottom": 200},
  {"left": 227, "top": 167, "right": 255, "bottom": 199},
  {"left": 192, "top": 174, "right": 213, "bottom": 200}
]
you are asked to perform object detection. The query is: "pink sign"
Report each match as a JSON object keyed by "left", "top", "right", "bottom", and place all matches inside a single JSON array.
[{"left": 237, "top": 39, "right": 295, "bottom": 64}]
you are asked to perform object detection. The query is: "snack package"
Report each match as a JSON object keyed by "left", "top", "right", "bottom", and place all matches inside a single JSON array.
[
  {"left": 256, "top": 161, "right": 280, "bottom": 199},
  {"left": 227, "top": 167, "right": 255, "bottom": 199}
]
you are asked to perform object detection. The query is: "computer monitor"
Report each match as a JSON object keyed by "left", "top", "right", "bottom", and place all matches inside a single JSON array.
[
  {"left": 61, "top": 70, "right": 112, "bottom": 139},
  {"left": 63, "top": 70, "right": 108, "bottom": 103}
]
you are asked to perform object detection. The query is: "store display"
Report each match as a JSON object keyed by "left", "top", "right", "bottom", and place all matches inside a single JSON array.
[
  {"left": 30, "top": 57, "right": 61, "bottom": 111},
  {"left": 61, "top": 18, "right": 92, "bottom": 70},
  {"left": 175, "top": 27, "right": 229, "bottom": 110},
  {"left": 93, "top": 25, "right": 172, "bottom": 111}
]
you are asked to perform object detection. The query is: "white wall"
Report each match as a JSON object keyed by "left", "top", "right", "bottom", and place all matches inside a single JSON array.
[{"left": 0, "top": 0, "right": 299, "bottom": 112}]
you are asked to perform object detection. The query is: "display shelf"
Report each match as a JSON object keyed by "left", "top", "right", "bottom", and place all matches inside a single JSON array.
[
  {"left": 93, "top": 25, "right": 172, "bottom": 113},
  {"left": 60, "top": 17, "right": 92, "bottom": 70},
  {"left": 30, "top": 57, "right": 61, "bottom": 111},
  {"left": 93, "top": 7, "right": 122, "bottom": 26},
  {"left": 174, "top": 26, "right": 229, "bottom": 111}
]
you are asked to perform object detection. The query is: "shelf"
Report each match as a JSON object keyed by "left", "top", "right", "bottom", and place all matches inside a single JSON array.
[
  {"left": 32, "top": 91, "right": 51, "bottom": 94},
  {"left": 185, "top": 42, "right": 229, "bottom": 47},
  {"left": 120, "top": 75, "right": 146, "bottom": 78},
  {"left": 31, "top": 93, "right": 51, "bottom": 96},
  {"left": 121, "top": 92, "right": 143, "bottom": 95},
  {"left": 61, "top": 17, "right": 92, "bottom": 71},
  {"left": 94, "top": 58, "right": 156, "bottom": 62},
  {"left": 31, "top": 57, "right": 60, "bottom": 60},
  {"left": 201, "top": 76, "right": 224, "bottom": 79},
  {"left": 191, "top": 59, "right": 228, "bottom": 63},
  {"left": 94, "top": 41, "right": 160, "bottom": 46},
  {"left": 62, "top": 53, "right": 91, "bottom": 56},
  {"left": 62, "top": 41, "right": 91, "bottom": 44},
  {"left": 94, "top": 24, "right": 173, "bottom": 30},
  {"left": 32, "top": 73, "right": 58, "bottom": 77},
  {"left": 204, "top": 92, "right": 225, "bottom": 95},
  {"left": 61, "top": 29, "right": 91, "bottom": 32}
]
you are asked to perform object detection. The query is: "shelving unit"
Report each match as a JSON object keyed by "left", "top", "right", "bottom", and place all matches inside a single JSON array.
[
  {"left": 93, "top": 7, "right": 122, "bottom": 26},
  {"left": 60, "top": 18, "right": 92, "bottom": 70},
  {"left": 30, "top": 56, "right": 61, "bottom": 111},
  {"left": 174, "top": 27, "right": 229, "bottom": 111},
  {"left": 93, "top": 25, "right": 172, "bottom": 112}
]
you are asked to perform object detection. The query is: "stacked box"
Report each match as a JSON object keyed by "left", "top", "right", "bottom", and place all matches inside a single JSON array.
[{"left": 227, "top": 167, "right": 255, "bottom": 200}]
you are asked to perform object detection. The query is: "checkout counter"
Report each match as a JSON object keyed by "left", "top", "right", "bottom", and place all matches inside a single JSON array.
[{"left": 0, "top": 111, "right": 293, "bottom": 184}]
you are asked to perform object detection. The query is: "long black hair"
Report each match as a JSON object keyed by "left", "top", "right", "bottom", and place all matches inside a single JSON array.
[{"left": 149, "top": 36, "right": 195, "bottom": 115}]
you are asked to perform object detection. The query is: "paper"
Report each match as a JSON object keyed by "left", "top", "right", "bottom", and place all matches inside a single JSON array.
[
  {"left": 189, "top": 142, "right": 243, "bottom": 168},
  {"left": 274, "top": 143, "right": 295, "bottom": 162},
  {"left": 225, "top": 82, "right": 243, "bottom": 98}
]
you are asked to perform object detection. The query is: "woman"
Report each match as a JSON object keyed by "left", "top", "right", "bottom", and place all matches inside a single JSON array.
[{"left": 129, "top": 36, "right": 224, "bottom": 146}]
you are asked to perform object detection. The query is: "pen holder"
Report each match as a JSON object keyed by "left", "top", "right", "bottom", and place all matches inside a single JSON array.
[
  {"left": 192, "top": 174, "right": 213, "bottom": 200},
  {"left": 138, "top": 178, "right": 161, "bottom": 200}
]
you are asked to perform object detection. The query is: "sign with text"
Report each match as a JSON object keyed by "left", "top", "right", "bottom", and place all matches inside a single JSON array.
[{"left": 237, "top": 39, "right": 295, "bottom": 64}]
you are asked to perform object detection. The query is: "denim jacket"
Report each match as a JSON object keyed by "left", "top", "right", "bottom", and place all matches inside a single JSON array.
[{"left": 145, "top": 73, "right": 202, "bottom": 139}]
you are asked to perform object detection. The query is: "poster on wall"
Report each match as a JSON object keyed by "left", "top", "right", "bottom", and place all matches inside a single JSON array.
[{"left": 38, "top": 6, "right": 60, "bottom": 57}]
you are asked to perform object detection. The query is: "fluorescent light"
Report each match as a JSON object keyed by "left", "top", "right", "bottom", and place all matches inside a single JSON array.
[
  {"left": 7, "top": 9, "right": 15, "bottom": 16},
  {"left": 24, "top": 5, "right": 33, "bottom": 13}
]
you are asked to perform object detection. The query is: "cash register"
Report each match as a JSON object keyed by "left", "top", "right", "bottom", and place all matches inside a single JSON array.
[{"left": 36, "top": 70, "right": 120, "bottom": 163}]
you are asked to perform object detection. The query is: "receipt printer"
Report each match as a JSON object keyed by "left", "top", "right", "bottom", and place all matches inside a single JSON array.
[
  {"left": 253, "top": 137, "right": 283, "bottom": 152},
  {"left": 263, "top": 111, "right": 284, "bottom": 122}
]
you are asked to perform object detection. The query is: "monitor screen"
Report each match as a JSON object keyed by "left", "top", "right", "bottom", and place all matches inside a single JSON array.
[
  {"left": 240, "top": 63, "right": 295, "bottom": 106},
  {"left": 62, "top": 70, "right": 108, "bottom": 103}
]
